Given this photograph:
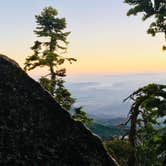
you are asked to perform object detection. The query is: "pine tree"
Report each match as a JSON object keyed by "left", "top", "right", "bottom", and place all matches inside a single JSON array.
[
  {"left": 24, "top": 6, "right": 92, "bottom": 124},
  {"left": 125, "top": 0, "right": 166, "bottom": 50},
  {"left": 123, "top": 84, "right": 166, "bottom": 165},
  {"left": 24, "top": 6, "right": 76, "bottom": 110}
]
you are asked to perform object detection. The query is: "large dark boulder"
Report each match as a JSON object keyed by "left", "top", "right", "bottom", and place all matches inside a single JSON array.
[{"left": 0, "top": 54, "right": 118, "bottom": 166}]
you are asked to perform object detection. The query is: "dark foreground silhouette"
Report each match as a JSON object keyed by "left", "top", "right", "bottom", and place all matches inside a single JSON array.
[{"left": 0, "top": 54, "right": 118, "bottom": 166}]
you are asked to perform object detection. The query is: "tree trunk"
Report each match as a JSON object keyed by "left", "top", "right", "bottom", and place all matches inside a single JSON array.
[
  {"left": 50, "top": 65, "right": 56, "bottom": 95},
  {"left": 128, "top": 110, "right": 138, "bottom": 166}
]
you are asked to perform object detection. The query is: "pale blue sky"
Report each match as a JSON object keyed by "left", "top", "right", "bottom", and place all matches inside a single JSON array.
[{"left": 0, "top": 0, "right": 165, "bottom": 75}]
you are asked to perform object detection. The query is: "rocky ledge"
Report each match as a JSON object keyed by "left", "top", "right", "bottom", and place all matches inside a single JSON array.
[{"left": 0, "top": 54, "right": 118, "bottom": 166}]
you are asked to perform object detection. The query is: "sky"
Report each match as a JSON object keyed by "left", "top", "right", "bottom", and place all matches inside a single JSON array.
[{"left": 0, "top": 0, "right": 166, "bottom": 76}]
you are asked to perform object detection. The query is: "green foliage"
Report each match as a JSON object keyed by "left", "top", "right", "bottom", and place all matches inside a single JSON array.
[
  {"left": 124, "top": 0, "right": 166, "bottom": 50},
  {"left": 40, "top": 76, "right": 75, "bottom": 110},
  {"left": 72, "top": 107, "right": 93, "bottom": 125},
  {"left": 124, "top": 2, "right": 166, "bottom": 164},
  {"left": 136, "top": 134, "right": 164, "bottom": 166},
  {"left": 104, "top": 140, "right": 132, "bottom": 166},
  {"left": 24, "top": 6, "right": 75, "bottom": 111},
  {"left": 124, "top": 84, "right": 166, "bottom": 165},
  {"left": 24, "top": 6, "right": 91, "bottom": 124}
]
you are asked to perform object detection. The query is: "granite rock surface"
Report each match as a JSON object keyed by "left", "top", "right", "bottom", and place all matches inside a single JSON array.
[{"left": 0, "top": 54, "right": 118, "bottom": 166}]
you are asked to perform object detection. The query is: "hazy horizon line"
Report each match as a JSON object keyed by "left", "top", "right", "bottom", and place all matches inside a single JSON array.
[{"left": 29, "top": 70, "right": 166, "bottom": 80}]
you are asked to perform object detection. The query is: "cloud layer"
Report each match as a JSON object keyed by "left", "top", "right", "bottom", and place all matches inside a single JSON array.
[{"left": 66, "top": 73, "right": 166, "bottom": 119}]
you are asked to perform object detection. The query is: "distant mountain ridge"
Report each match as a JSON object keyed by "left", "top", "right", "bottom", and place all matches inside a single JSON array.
[
  {"left": 87, "top": 117, "right": 128, "bottom": 140},
  {"left": 87, "top": 123, "right": 126, "bottom": 140}
]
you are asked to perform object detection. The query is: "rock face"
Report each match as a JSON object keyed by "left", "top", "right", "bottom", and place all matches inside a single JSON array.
[{"left": 0, "top": 55, "right": 118, "bottom": 166}]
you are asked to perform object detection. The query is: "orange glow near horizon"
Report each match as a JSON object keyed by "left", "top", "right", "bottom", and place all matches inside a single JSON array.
[
  {"left": 5, "top": 48, "right": 166, "bottom": 78},
  {"left": 2, "top": 36, "right": 166, "bottom": 78}
]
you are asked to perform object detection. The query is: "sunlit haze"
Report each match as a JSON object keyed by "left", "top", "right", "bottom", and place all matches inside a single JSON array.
[{"left": 0, "top": 0, "right": 166, "bottom": 77}]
